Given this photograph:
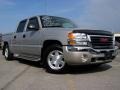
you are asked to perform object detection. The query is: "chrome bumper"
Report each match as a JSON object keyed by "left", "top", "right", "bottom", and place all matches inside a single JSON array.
[{"left": 63, "top": 46, "right": 118, "bottom": 65}]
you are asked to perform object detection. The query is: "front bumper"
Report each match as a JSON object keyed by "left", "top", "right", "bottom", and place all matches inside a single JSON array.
[{"left": 63, "top": 46, "right": 118, "bottom": 65}]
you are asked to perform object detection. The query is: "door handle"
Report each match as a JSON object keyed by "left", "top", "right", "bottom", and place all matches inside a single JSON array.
[
  {"left": 14, "top": 35, "right": 16, "bottom": 39},
  {"left": 23, "top": 34, "right": 26, "bottom": 38}
]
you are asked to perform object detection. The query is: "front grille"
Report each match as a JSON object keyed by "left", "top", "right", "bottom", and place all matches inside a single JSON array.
[{"left": 90, "top": 35, "right": 113, "bottom": 49}]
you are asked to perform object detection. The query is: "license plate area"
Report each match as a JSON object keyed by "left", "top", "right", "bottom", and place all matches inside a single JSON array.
[{"left": 104, "top": 52, "right": 112, "bottom": 58}]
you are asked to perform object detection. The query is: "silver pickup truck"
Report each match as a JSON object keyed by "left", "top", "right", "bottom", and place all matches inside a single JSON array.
[{"left": 2, "top": 15, "right": 118, "bottom": 72}]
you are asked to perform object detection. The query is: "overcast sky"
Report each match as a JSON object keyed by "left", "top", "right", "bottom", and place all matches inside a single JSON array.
[{"left": 0, "top": 0, "right": 120, "bottom": 33}]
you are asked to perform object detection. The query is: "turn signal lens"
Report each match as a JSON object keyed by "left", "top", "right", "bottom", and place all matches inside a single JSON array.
[
  {"left": 68, "top": 40, "right": 76, "bottom": 45},
  {"left": 68, "top": 32, "right": 75, "bottom": 40}
]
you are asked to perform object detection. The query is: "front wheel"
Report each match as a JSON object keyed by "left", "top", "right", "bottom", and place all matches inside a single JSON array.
[{"left": 44, "top": 45, "right": 66, "bottom": 73}]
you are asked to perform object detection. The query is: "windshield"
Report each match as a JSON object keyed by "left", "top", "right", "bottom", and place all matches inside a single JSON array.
[{"left": 40, "top": 16, "right": 77, "bottom": 28}]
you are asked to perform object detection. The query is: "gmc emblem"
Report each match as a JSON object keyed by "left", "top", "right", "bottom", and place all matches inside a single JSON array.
[{"left": 100, "top": 38, "right": 108, "bottom": 43}]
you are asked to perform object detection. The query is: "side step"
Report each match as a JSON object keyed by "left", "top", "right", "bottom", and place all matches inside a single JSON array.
[{"left": 14, "top": 54, "right": 41, "bottom": 61}]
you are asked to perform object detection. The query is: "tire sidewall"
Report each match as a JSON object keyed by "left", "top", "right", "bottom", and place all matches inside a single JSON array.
[
  {"left": 44, "top": 45, "right": 66, "bottom": 73},
  {"left": 4, "top": 45, "right": 13, "bottom": 60}
]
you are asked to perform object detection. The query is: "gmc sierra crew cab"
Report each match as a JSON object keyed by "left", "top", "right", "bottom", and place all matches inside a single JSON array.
[{"left": 2, "top": 15, "right": 118, "bottom": 72}]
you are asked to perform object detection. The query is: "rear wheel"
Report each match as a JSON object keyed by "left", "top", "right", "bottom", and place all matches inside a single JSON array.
[
  {"left": 44, "top": 45, "right": 66, "bottom": 73},
  {"left": 4, "top": 45, "right": 13, "bottom": 60}
]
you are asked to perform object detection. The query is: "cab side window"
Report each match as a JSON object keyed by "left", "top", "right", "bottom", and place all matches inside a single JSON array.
[
  {"left": 16, "top": 20, "right": 27, "bottom": 33},
  {"left": 27, "top": 17, "right": 39, "bottom": 31},
  {"left": 115, "top": 37, "right": 120, "bottom": 43}
]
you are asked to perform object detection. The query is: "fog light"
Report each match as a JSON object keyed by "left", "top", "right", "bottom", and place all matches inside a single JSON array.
[{"left": 81, "top": 54, "right": 89, "bottom": 62}]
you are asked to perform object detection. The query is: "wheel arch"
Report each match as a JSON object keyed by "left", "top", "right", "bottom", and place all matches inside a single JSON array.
[
  {"left": 2, "top": 41, "right": 9, "bottom": 55},
  {"left": 41, "top": 40, "right": 63, "bottom": 61}
]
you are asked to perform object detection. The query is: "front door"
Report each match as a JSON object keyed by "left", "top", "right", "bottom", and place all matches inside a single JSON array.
[{"left": 20, "top": 17, "right": 43, "bottom": 56}]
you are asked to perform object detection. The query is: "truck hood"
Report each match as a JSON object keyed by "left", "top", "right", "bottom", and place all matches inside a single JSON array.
[
  {"left": 43, "top": 28, "right": 113, "bottom": 36},
  {"left": 73, "top": 29, "right": 113, "bottom": 36}
]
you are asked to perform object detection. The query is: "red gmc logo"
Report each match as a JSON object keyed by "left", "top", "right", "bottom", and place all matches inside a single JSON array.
[{"left": 100, "top": 38, "right": 108, "bottom": 43}]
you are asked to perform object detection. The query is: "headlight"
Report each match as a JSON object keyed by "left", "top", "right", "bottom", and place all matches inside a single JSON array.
[{"left": 68, "top": 32, "right": 88, "bottom": 45}]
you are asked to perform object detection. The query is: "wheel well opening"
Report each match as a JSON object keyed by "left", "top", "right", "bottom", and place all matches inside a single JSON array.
[
  {"left": 2, "top": 42, "right": 8, "bottom": 55},
  {"left": 41, "top": 40, "right": 62, "bottom": 57}
]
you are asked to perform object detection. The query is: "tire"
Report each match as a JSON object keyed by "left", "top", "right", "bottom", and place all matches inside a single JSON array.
[
  {"left": 4, "top": 45, "right": 13, "bottom": 60},
  {"left": 92, "top": 64, "right": 102, "bottom": 67},
  {"left": 44, "top": 44, "right": 66, "bottom": 73}
]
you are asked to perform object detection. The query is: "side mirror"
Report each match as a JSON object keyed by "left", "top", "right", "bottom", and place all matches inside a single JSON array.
[{"left": 27, "top": 24, "right": 39, "bottom": 31}]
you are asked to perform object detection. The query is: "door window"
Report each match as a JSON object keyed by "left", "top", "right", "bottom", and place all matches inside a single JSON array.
[
  {"left": 27, "top": 17, "right": 39, "bottom": 31},
  {"left": 115, "top": 37, "right": 120, "bottom": 43},
  {"left": 16, "top": 20, "right": 27, "bottom": 33}
]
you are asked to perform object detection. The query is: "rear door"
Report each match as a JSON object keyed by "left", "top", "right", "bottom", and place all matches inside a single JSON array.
[
  {"left": 11, "top": 19, "right": 27, "bottom": 54},
  {"left": 20, "top": 17, "right": 43, "bottom": 56}
]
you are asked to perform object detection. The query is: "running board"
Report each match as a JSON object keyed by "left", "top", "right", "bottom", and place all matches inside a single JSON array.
[{"left": 14, "top": 54, "right": 41, "bottom": 61}]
